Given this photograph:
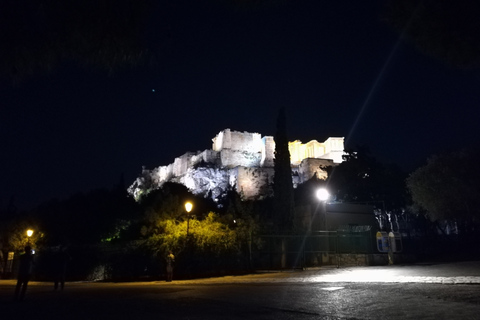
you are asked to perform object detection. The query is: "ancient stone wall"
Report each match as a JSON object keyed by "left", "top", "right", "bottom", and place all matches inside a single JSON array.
[
  {"left": 153, "top": 164, "right": 173, "bottom": 184},
  {"left": 191, "top": 149, "right": 219, "bottom": 165},
  {"left": 261, "top": 136, "right": 275, "bottom": 167},
  {"left": 212, "top": 129, "right": 263, "bottom": 153},
  {"left": 220, "top": 149, "right": 262, "bottom": 168}
]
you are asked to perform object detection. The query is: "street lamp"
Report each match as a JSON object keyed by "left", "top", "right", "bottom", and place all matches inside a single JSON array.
[
  {"left": 316, "top": 188, "right": 334, "bottom": 265},
  {"left": 26, "top": 229, "right": 33, "bottom": 246},
  {"left": 316, "top": 188, "right": 330, "bottom": 230},
  {"left": 316, "top": 188, "right": 330, "bottom": 202},
  {"left": 185, "top": 202, "right": 193, "bottom": 236}
]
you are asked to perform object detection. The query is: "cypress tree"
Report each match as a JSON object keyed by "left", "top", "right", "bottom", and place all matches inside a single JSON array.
[{"left": 272, "top": 107, "right": 295, "bottom": 232}]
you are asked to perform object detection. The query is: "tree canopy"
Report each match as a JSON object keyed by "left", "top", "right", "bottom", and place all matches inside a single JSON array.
[
  {"left": 272, "top": 107, "right": 295, "bottom": 232},
  {"left": 326, "top": 146, "right": 408, "bottom": 211},
  {"left": 406, "top": 148, "right": 480, "bottom": 226}
]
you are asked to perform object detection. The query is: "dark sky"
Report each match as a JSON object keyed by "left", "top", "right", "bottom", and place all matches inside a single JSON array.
[{"left": 2, "top": 0, "right": 480, "bottom": 210}]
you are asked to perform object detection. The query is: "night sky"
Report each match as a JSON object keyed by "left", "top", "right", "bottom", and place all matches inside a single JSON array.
[{"left": 2, "top": 0, "right": 480, "bottom": 210}]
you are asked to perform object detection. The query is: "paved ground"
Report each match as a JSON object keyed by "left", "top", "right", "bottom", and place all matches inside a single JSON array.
[
  {"left": 1, "top": 260, "right": 479, "bottom": 319},
  {"left": 143, "top": 260, "right": 480, "bottom": 285}
]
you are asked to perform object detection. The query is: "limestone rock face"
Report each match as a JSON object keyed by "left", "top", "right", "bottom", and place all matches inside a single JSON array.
[
  {"left": 180, "top": 167, "right": 233, "bottom": 199},
  {"left": 128, "top": 129, "right": 344, "bottom": 202}
]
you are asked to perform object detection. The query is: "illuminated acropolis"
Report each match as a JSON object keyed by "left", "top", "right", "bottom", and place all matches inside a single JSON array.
[{"left": 128, "top": 129, "right": 345, "bottom": 201}]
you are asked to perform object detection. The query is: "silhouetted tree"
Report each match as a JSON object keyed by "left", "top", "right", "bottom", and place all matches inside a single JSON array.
[
  {"left": 33, "top": 184, "right": 138, "bottom": 246},
  {"left": 272, "top": 107, "right": 295, "bottom": 232},
  {"left": 407, "top": 148, "right": 480, "bottom": 233},
  {"left": 326, "top": 146, "right": 408, "bottom": 211}
]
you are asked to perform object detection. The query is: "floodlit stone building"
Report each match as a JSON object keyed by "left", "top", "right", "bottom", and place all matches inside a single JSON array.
[{"left": 128, "top": 129, "right": 345, "bottom": 202}]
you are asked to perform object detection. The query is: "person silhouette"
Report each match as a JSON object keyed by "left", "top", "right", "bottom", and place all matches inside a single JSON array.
[
  {"left": 53, "top": 247, "right": 70, "bottom": 290},
  {"left": 166, "top": 251, "right": 175, "bottom": 282},
  {"left": 14, "top": 246, "right": 34, "bottom": 301}
]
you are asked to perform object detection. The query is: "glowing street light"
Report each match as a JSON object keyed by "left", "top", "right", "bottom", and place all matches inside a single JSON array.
[
  {"left": 316, "top": 188, "right": 330, "bottom": 231},
  {"left": 185, "top": 202, "right": 193, "bottom": 214},
  {"left": 316, "top": 188, "right": 330, "bottom": 202},
  {"left": 185, "top": 202, "right": 193, "bottom": 236},
  {"left": 26, "top": 229, "right": 33, "bottom": 245}
]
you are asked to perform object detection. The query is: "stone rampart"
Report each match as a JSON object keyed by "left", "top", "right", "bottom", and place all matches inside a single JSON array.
[
  {"left": 261, "top": 136, "right": 275, "bottom": 167},
  {"left": 220, "top": 149, "right": 262, "bottom": 168},
  {"left": 212, "top": 128, "right": 263, "bottom": 153}
]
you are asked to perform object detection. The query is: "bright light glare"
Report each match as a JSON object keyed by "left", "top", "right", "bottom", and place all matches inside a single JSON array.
[
  {"left": 185, "top": 202, "right": 193, "bottom": 213},
  {"left": 26, "top": 229, "right": 33, "bottom": 237},
  {"left": 321, "top": 287, "right": 344, "bottom": 291},
  {"left": 316, "top": 188, "right": 330, "bottom": 201},
  {"left": 313, "top": 269, "right": 400, "bottom": 283}
]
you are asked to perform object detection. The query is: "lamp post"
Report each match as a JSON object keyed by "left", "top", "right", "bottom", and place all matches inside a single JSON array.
[
  {"left": 316, "top": 188, "right": 330, "bottom": 230},
  {"left": 185, "top": 202, "right": 193, "bottom": 236},
  {"left": 316, "top": 188, "right": 336, "bottom": 266}
]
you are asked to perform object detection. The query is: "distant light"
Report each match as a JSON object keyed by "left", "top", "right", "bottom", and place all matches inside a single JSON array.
[
  {"left": 185, "top": 202, "right": 193, "bottom": 213},
  {"left": 152, "top": 89, "right": 156, "bottom": 92},
  {"left": 316, "top": 188, "right": 330, "bottom": 202},
  {"left": 26, "top": 229, "right": 33, "bottom": 237},
  {"left": 32, "top": 249, "right": 35, "bottom": 255}
]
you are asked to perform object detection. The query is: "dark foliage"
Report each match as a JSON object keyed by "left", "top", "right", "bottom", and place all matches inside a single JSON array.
[
  {"left": 33, "top": 182, "right": 139, "bottom": 246},
  {"left": 272, "top": 107, "right": 295, "bottom": 232},
  {"left": 407, "top": 147, "right": 480, "bottom": 228},
  {"left": 294, "top": 175, "right": 327, "bottom": 207},
  {"left": 325, "top": 146, "right": 409, "bottom": 211},
  {"left": 140, "top": 182, "right": 217, "bottom": 221}
]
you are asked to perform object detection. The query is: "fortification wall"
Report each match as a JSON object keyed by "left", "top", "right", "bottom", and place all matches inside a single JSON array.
[
  {"left": 152, "top": 164, "right": 174, "bottom": 184},
  {"left": 261, "top": 136, "right": 275, "bottom": 167},
  {"left": 220, "top": 149, "right": 262, "bottom": 168},
  {"left": 191, "top": 149, "right": 219, "bottom": 165},
  {"left": 173, "top": 153, "right": 190, "bottom": 176},
  {"left": 212, "top": 129, "right": 263, "bottom": 153}
]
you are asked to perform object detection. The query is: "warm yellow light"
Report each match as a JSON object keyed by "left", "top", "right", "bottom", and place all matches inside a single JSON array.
[
  {"left": 26, "top": 229, "right": 34, "bottom": 237},
  {"left": 185, "top": 202, "right": 193, "bottom": 213}
]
